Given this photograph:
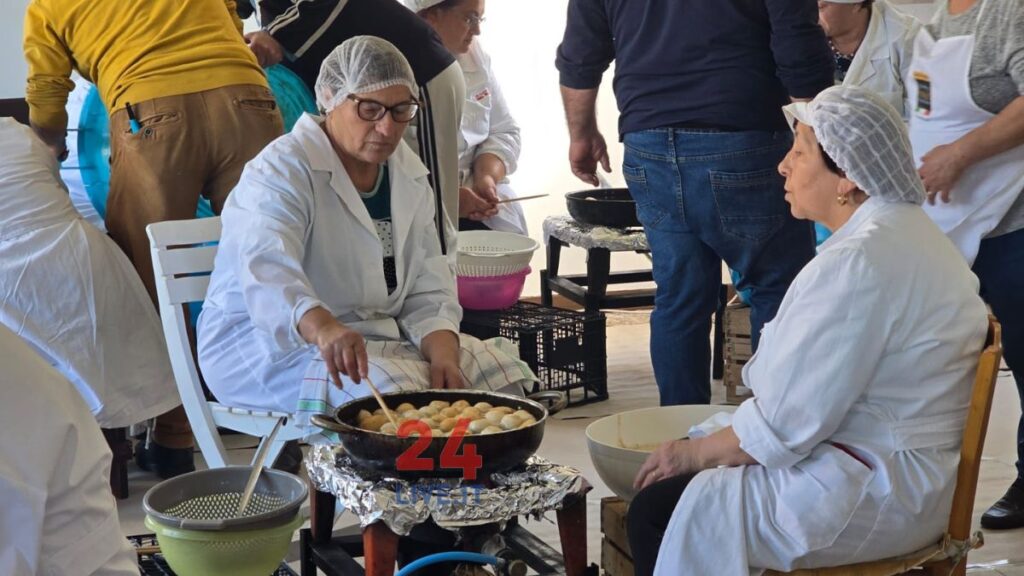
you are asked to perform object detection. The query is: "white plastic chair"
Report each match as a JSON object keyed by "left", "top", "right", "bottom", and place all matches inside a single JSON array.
[{"left": 147, "top": 217, "right": 304, "bottom": 469}]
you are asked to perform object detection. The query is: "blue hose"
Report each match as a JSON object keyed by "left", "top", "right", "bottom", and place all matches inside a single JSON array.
[{"left": 395, "top": 551, "right": 500, "bottom": 576}]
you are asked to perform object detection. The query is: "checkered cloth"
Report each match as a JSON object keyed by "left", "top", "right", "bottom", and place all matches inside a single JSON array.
[{"left": 296, "top": 334, "right": 536, "bottom": 440}]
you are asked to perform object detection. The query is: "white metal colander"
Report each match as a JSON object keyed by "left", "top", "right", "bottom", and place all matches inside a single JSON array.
[{"left": 456, "top": 230, "right": 539, "bottom": 277}]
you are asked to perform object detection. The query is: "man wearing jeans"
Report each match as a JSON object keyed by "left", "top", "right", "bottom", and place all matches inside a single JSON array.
[{"left": 556, "top": 0, "right": 833, "bottom": 405}]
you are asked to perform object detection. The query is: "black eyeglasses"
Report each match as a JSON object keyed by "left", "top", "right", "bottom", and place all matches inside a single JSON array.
[{"left": 347, "top": 95, "right": 420, "bottom": 123}]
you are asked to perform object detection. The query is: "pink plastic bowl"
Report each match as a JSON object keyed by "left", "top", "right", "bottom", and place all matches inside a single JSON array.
[{"left": 457, "top": 267, "right": 531, "bottom": 311}]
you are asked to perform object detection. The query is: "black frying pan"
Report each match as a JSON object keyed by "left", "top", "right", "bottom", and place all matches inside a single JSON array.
[
  {"left": 565, "top": 188, "right": 641, "bottom": 229},
  {"left": 311, "top": 389, "right": 566, "bottom": 479}
]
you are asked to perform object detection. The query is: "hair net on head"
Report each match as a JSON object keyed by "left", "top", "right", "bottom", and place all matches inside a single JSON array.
[
  {"left": 404, "top": 0, "right": 447, "bottom": 11},
  {"left": 315, "top": 36, "right": 419, "bottom": 114},
  {"left": 782, "top": 85, "right": 925, "bottom": 204}
]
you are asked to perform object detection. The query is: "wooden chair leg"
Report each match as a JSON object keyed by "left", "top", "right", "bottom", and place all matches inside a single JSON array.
[
  {"left": 309, "top": 486, "right": 337, "bottom": 545},
  {"left": 102, "top": 427, "right": 131, "bottom": 500},
  {"left": 556, "top": 495, "right": 588, "bottom": 576},
  {"left": 363, "top": 521, "right": 400, "bottom": 576}
]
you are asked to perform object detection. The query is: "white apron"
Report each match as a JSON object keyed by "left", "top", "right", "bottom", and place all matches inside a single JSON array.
[{"left": 906, "top": 1, "right": 1024, "bottom": 264}]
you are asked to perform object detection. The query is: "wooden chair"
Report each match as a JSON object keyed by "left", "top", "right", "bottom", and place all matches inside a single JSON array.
[
  {"left": 146, "top": 217, "right": 304, "bottom": 469},
  {"left": 765, "top": 316, "right": 1002, "bottom": 576}
]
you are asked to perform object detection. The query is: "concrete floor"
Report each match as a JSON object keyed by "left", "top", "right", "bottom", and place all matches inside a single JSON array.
[{"left": 118, "top": 315, "right": 1024, "bottom": 574}]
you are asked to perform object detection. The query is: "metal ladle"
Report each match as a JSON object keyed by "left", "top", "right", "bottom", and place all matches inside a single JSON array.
[{"left": 236, "top": 416, "right": 285, "bottom": 516}]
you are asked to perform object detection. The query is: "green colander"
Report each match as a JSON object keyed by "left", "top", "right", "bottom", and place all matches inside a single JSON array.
[{"left": 143, "top": 466, "right": 307, "bottom": 576}]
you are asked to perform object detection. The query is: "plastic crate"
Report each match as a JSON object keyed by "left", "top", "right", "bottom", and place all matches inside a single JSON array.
[
  {"left": 130, "top": 533, "right": 297, "bottom": 576},
  {"left": 460, "top": 301, "right": 608, "bottom": 405}
]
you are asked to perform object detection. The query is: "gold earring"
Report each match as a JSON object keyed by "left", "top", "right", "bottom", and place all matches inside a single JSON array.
[{"left": 837, "top": 194, "right": 849, "bottom": 206}]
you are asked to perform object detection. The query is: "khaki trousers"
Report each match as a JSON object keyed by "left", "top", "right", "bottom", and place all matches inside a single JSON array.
[{"left": 107, "top": 84, "right": 284, "bottom": 448}]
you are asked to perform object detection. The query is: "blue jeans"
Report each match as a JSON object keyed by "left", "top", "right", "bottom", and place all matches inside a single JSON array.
[
  {"left": 973, "top": 226, "right": 1024, "bottom": 480},
  {"left": 623, "top": 128, "right": 815, "bottom": 405}
]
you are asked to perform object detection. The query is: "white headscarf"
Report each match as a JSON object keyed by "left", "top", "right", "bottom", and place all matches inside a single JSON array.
[
  {"left": 782, "top": 85, "right": 925, "bottom": 204},
  {"left": 404, "top": 0, "right": 448, "bottom": 11},
  {"left": 314, "top": 36, "right": 419, "bottom": 114}
]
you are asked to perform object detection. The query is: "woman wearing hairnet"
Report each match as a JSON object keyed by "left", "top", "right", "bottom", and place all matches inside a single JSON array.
[
  {"left": 408, "top": 0, "right": 528, "bottom": 235},
  {"left": 818, "top": 0, "right": 919, "bottom": 117},
  {"left": 625, "top": 86, "right": 988, "bottom": 575},
  {"left": 197, "top": 37, "right": 534, "bottom": 437},
  {"left": 905, "top": 0, "right": 1024, "bottom": 530}
]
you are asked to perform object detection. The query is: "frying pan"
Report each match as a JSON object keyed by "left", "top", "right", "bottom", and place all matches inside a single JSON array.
[
  {"left": 565, "top": 188, "right": 641, "bottom": 229},
  {"left": 311, "top": 390, "right": 566, "bottom": 479}
]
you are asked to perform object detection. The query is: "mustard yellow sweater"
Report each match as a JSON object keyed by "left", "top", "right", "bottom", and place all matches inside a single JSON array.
[{"left": 24, "top": 0, "right": 267, "bottom": 130}]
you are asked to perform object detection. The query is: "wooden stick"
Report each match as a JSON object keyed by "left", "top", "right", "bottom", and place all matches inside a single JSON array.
[
  {"left": 496, "top": 193, "right": 548, "bottom": 204},
  {"left": 364, "top": 375, "right": 400, "bottom": 430},
  {"left": 135, "top": 545, "right": 161, "bottom": 556}
]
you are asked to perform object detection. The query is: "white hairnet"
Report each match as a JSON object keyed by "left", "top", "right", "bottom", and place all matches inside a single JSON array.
[
  {"left": 782, "top": 86, "right": 925, "bottom": 204},
  {"left": 404, "top": 0, "right": 446, "bottom": 11},
  {"left": 315, "top": 36, "right": 419, "bottom": 114}
]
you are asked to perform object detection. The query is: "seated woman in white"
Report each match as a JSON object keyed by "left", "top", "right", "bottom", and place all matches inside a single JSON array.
[
  {"left": 197, "top": 37, "right": 534, "bottom": 437},
  {"left": 0, "top": 324, "right": 138, "bottom": 576},
  {"left": 0, "top": 118, "right": 178, "bottom": 430},
  {"left": 625, "top": 86, "right": 990, "bottom": 575},
  {"left": 409, "top": 0, "right": 528, "bottom": 235}
]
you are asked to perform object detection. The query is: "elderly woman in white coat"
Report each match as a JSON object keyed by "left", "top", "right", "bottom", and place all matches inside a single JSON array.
[
  {"left": 818, "top": 0, "right": 919, "bottom": 117},
  {"left": 408, "top": 0, "right": 528, "bottom": 234},
  {"left": 0, "top": 120, "right": 178, "bottom": 431},
  {"left": 625, "top": 86, "right": 989, "bottom": 575},
  {"left": 198, "top": 37, "right": 534, "bottom": 436}
]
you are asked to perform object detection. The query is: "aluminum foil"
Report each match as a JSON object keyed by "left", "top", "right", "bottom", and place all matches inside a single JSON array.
[{"left": 306, "top": 444, "right": 589, "bottom": 536}]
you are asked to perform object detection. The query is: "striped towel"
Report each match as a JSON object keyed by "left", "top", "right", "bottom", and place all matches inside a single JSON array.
[{"left": 297, "top": 334, "right": 537, "bottom": 441}]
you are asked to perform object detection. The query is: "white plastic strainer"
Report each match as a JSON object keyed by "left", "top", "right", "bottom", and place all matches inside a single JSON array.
[{"left": 456, "top": 230, "right": 539, "bottom": 277}]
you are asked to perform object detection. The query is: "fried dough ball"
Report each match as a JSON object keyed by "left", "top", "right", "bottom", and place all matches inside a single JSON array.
[
  {"left": 473, "top": 402, "right": 493, "bottom": 412},
  {"left": 429, "top": 400, "right": 451, "bottom": 410},
  {"left": 357, "top": 409, "right": 373, "bottom": 423},
  {"left": 492, "top": 406, "right": 514, "bottom": 415},
  {"left": 481, "top": 426, "right": 504, "bottom": 435},
  {"left": 519, "top": 418, "right": 537, "bottom": 429},
  {"left": 439, "top": 417, "right": 458, "bottom": 432},
  {"left": 402, "top": 409, "right": 422, "bottom": 420},
  {"left": 420, "top": 417, "right": 440, "bottom": 429},
  {"left": 468, "top": 419, "right": 491, "bottom": 434},
  {"left": 420, "top": 405, "right": 440, "bottom": 417},
  {"left": 361, "top": 414, "right": 389, "bottom": 432},
  {"left": 440, "top": 407, "right": 461, "bottom": 419},
  {"left": 512, "top": 410, "right": 533, "bottom": 421},
  {"left": 484, "top": 409, "right": 506, "bottom": 425},
  {"left": 459, "top": 407, "right": 482, "bottom": 420},
  {"left": 396, "top": 403, "right": 416, "bottom": 414},
  {"left": 500, "top": 414, "right": 524, "bottom": 430},
  {"left": 380, "top": 422, "right": 398, "bottom": 435},
  {"left": 452, "top": 400, "right": 471, "bottom": 410}
]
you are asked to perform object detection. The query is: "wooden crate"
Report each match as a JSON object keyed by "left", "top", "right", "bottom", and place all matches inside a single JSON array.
[
  {"left": 722, "top": 302, "right": 753, "bottom": 405},
  {"left": 601, "top": 497, "right": 634, "bottom": 576}
]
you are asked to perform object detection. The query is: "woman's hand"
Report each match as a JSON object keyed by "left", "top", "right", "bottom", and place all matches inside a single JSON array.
[
  {"left": 459, "top": 186, "right": 499, "bottom": 220},
  {"left": 472, "top": 173, "right": 501, "bottom": 205},
  {"left": 420, "top": 330, "right": 467, "bottom": 389},
  {"left": 919, "top": 142, "right": 971, "bottom": 204},
  {"left": 633, "top": 439, "right": 701, "bottom": 490},
  {"left": 298, "top": 307, "right": 367, "bottom": 388}
]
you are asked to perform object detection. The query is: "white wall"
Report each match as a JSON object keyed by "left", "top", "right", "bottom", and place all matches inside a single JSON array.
[{"left": 0, "top": 0, "right": 30, "bottom": 98}]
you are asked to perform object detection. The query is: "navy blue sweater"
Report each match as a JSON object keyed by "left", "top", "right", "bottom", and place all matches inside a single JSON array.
[{"left": 556, "top": 0, "right": 834, "bottom": 136}]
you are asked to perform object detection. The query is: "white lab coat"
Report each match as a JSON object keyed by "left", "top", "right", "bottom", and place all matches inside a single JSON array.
[
  {"left": 0, "top": 325, "right": 138, "bottom": 576},
  {"left": 842, "top": 1, "right": 920, "bottom": 118},
  {"left": 0, "top": 119, "right": 178, "bottom": 429},
  {"left": 655, "top": 199, "right": 988, "bottom": 575},
  {"left": 457, "top": 41, "right": 528, "bottom": 235},
  {"left": 198, "top": 114, "right": 464, "bottom": 413}
]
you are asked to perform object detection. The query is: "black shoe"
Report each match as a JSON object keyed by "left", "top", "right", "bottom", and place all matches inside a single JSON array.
[
  {"left": 136, "top": 442, "right": 196, "bottom": 479},
  {"left": 271, "top": 441, "right": 303, "bottom": 475},
  {"left": 980, "top": 480, "right": 1024, "bottom": 530}
]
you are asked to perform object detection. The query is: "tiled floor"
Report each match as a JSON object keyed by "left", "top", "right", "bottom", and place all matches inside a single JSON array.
[{"left": 118, "top": 317, "right": 1024, "bottom": 574}]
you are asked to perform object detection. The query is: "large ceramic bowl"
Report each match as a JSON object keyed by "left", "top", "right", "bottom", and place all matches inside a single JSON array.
[{"left": 586, "top": 405, "right": 737, "bottom": 502}]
